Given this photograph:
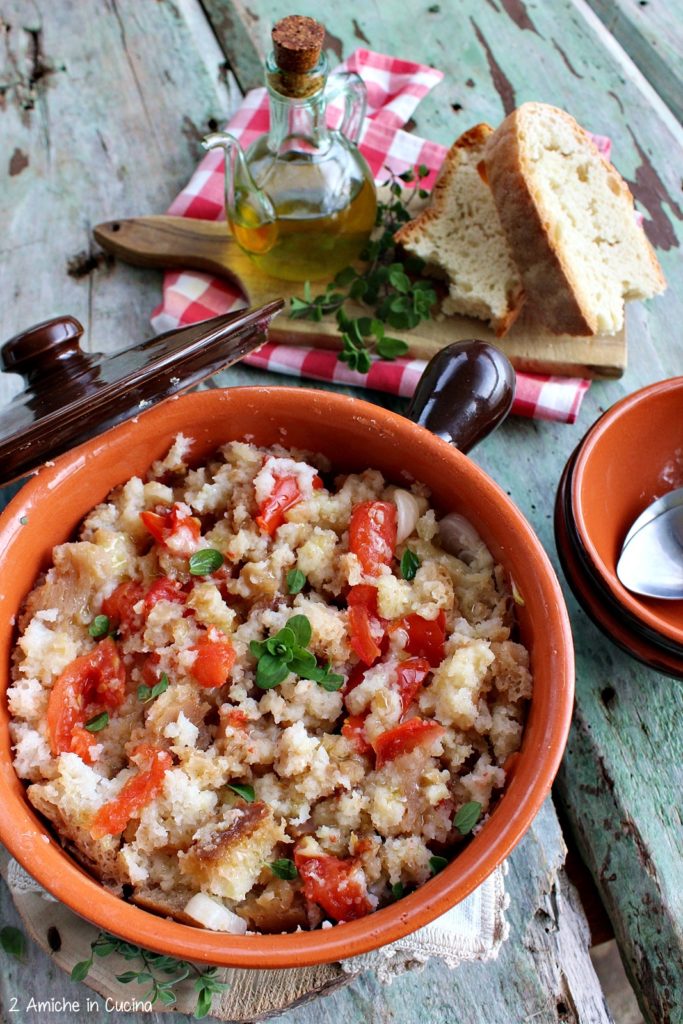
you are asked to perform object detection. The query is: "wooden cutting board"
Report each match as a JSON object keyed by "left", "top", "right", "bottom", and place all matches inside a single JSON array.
[{"left": 94, "top": 215, "right": 626, "bottom": 380}]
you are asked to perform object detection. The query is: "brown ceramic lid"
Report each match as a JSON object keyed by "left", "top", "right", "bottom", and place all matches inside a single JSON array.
[{"left": 0, "top": 300, "right": 283, "bottom": 485}]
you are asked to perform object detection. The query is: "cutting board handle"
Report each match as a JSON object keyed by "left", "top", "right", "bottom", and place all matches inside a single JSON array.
[
  {"left": 406, "top": 341, "right": 516, "bottom": 453},
  {"left": 94, "top": 216, "right": 254, "bottom": 300}
]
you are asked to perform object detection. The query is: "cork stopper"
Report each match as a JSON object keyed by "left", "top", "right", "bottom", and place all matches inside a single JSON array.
[{"left": 272, "top": 15, "right": 324, "bottom": 73}]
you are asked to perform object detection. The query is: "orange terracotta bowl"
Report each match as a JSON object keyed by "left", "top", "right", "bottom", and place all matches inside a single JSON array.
[
  {"left": 0, "top": 387, "right": 574, "bottom": 968},
  {"left": 571, "top": 377, "right": 683, "bottom": 648}
]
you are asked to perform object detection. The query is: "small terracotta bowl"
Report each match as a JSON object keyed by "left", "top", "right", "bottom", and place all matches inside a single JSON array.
[
  {"left": 571, "top": 378, "right": 683, "bottom": 649},
  {"left": 0, "top": 386, "right": 574, "bottom": 968}
]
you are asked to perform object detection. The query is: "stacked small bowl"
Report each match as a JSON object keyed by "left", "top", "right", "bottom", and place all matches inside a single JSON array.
[{"left": 554, "top": 377, "right": 683, "bottom": 678}]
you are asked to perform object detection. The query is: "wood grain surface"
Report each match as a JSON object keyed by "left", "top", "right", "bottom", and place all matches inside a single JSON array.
[{"left": 1, "top": 1, "right": 682, "bottom": 1023}]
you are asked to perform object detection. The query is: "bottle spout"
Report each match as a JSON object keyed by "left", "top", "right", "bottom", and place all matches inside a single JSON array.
[{"left": 202, "top": 132, "right": 277, "bottom": 255}]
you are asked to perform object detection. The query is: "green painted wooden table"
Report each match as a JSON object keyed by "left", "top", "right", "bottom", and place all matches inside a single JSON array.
[{"left": 1, "top": 1, "right": 681, "bottom": 1022}]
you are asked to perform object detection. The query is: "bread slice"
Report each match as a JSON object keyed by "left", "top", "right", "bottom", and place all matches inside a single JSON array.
[
  {"left": 395, "top": 124, "right": 524, "bottom": 337},
  {"left": 483, "top": 102, "right": 666, "bottom": 336}
]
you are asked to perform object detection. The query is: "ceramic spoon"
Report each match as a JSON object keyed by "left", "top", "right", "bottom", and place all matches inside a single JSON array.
[{"left": 617, "top": 503, "right": 683, "bottom": 600}]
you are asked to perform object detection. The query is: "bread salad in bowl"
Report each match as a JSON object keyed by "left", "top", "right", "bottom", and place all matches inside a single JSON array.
[{"left": 8, "top": 434, "right": 532, "bottom": 935}]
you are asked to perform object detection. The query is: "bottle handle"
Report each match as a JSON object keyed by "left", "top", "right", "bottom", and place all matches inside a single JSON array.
[{"left": 324, "top": 71, "right": 367, "bottom": 144}]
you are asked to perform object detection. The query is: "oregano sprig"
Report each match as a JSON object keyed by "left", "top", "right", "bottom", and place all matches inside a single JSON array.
[
  {"left": 289, "top": 164, "right": 437, "bottom": 371},
  {"left": 71, "top": 932, "right": 228, "bottom": 1018},
  {"left": 249, "top": 615, "right": 343, "bottom": 691}
]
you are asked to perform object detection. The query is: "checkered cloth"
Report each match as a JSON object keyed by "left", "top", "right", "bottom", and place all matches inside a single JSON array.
[{"left": 151, "top": 48, "right": 594, "bottom": 424}]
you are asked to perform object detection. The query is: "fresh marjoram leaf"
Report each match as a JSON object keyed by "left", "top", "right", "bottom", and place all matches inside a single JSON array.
[
  {"left": 400, "top": 548, "right": 421, "bottom": 581},
  {"left": 287, "top": 568, "right": 306, "bottom": 594},
  {"left": 270, "top": 858, "right": 298, "bottom": 880},
  {"left": 188, "top": 548, "right": 224, "bottom": 576},
  {"left": 454, "top": 801, "right": 482, "bottom": 835},
  {"left": 0, "top": 925, "right": 26, "bottom": 960},
  {"left": 227, "top": 782, "right": 255, "bottom": 803}
]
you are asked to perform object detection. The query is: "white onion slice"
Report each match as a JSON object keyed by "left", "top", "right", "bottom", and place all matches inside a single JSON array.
[
  {"left": 184, "top": 892, "right": 247, "bottom": 934},
  {"left": 438, "top": 513, "right": 483, "bottom": 561},
  {"left": 393, "top": 489, "right": 420, "bottom": 544}
]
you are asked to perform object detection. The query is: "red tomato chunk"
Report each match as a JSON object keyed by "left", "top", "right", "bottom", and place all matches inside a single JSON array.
[
  {"left": 256, "top": 476, "right": 309, "bottom": 535},
  {"left": 90, "top": 746, "right": 172, "bottom": 839},
  {"left": 372, "top": 717, "right": 445, "bottom": 769},
  {"left": 349, "top": 501, "right": 397, "bottom": 575},
  {"left": 140, "top": 503, "right": 201, "bottom": 551},
  {"left": 394, "top": 657, "right": 431, "bottom": 713},
  {"left": 294, "top": 847, "right": 372, "bottom": 922},
  {"left": 399, "top": 611, "right": 446, "bottom": 666},
  {"left": 191, "top": 629, "right": 236, "bottom": 688},
  {"left": 46, "top": 638, "right": 126, "bottom": 761}
]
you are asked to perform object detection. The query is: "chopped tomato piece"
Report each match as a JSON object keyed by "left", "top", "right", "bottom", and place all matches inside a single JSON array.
[
  {"left": 102, "top": 581, "right": 145, "bottom": 635},
  {"left": 143, "top": 576, "right": 186, "bottom": 615},
  {"left": 399, "top": 611, "right": 446, "bottom": 666},
  {"left": 349, "top": 500, "right": 397, "bottom": 575},
  {"left": 342, "top": 714, "right": 372, "bottom": 755},
  {"left": 394, "top": 657, "right": 431, "bottom": 713},
  {"left": 255, "top": 476, "right": 301, "bottom": 535},
  {"left": 294, "top": 847, "right": 372, "bottom": 922},
  {"left": 221, "top": 707, "right": 249, "bottom": 730},
  {"left": 372, "top": 717, "right": 445, "bottom": 769},
  {"left": 140, "top": 503, "right": 201, "bottom": 552},
  {"left": 90, "top": 747, "right": 172, "bottom": 839},
  {"left": 342, "top": 660, "right": 367, "bottom": 700},
  {"left": 348, "top": 604, "right": 382, "bottom": 666},
  {"left": 47, "top": 638, "right": 126, "bottom": 758},
  {"left": 347, "top": 584, "right": 379, "bottom": 614},
  {"left": 141, "top": 652, "right": 162, "bottom": 687},
  {"left": 191, "top": 628, "right": 236, "bottom": 688},
  {"left": 312, "top": 474, "right": 324, "bottom": 490},
  {"left": 69, "top": 727, "right": 97, "bottom": 765}
]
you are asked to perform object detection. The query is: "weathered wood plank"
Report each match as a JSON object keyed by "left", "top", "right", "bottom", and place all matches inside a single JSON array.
[{"left": 584, "top": 0, "right": 683, "bottom": 122}]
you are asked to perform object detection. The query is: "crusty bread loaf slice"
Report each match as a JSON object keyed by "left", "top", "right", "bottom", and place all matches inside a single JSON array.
[
  {"left": 483, "top": 102, "right": 666, "bottom": 336},
  {"left": 395, "top": 124, "right": 524, "bottom": 337}
]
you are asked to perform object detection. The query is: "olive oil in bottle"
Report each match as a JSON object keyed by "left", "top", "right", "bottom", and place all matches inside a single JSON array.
[{"left": 204, "top": 15, "right": 377, "bottom": 283}]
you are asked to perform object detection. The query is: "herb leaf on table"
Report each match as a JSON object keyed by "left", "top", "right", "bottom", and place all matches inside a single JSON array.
[
  {"left": 289, "top": 165, "right": 437, "bottom": 369},
  {"left": 71, "top": 932, "right": 229, "bottom": 1018}
]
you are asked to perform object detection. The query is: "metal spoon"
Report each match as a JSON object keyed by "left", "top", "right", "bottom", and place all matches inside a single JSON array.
[
  {"left": 621, "top": 486, "right": 683, "bottom": 550},
  {"left": 617, "top": 503, "right": 683, "bottom": 599}
]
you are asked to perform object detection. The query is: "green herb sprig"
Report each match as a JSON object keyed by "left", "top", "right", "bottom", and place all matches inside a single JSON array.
[
  {"left": 249, "top": 615, "right": 344, "bottom": 691},
  {"left": 289, "top": 165, "right": 437, "bottom": 372},
  {"left": 400, "top": 549, "right": 420, "bottom": 581},
  {"left": 270, "top": 858, "right": 298, "bottom": 880},
  {"left": 84, "top": 711, "right": 109, "bottom": 733},
  {"left": 71, "top": 932, "right": 228, "bottom": 1018},
  {"left": 227, "top": 782, "right": 255, "bottom": 803},
  {"left": 0, "top": 924, "right": 26, "bottom": 960},
  {"left": 454, "top": 800, "right": 482, "bottom": 835},
  {"left": 138, "top": 673, "right": 170, "bottom": 704}
]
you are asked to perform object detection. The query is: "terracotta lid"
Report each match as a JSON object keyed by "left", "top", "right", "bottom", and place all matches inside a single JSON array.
[{"left": 0, "top": 301, "right": 283, "bottom": 485}]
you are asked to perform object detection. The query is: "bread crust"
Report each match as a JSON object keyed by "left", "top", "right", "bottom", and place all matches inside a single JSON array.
[
  {"left": 395, "top": 123, "right": 525, "bottom": 336},
  {"left": 484, "top": 103, "right": 665, "bottom": 336}
]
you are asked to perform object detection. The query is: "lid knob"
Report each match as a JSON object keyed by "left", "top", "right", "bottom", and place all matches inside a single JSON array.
[
  {"left": 2, "top": 315, "right": 86, "bottom": 380},
  {"left": 272, "top": 15, "right": 325, "bottom": 72}
]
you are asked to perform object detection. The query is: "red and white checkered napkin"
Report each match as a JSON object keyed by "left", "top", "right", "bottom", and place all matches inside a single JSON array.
[{"left": 151, "top": 48, "right": 594, "bottom": 424}]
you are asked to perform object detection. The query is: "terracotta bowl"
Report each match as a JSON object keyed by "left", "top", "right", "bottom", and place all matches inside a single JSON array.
[
  {"left": 555, "top": 453, "right": 683, "bottom": 679},
  {"left": 0, "top": 386, "right": 574, "bottom": 968},
  {"left": 571, "top": 378, "right": 683, "bottom": 649}
]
